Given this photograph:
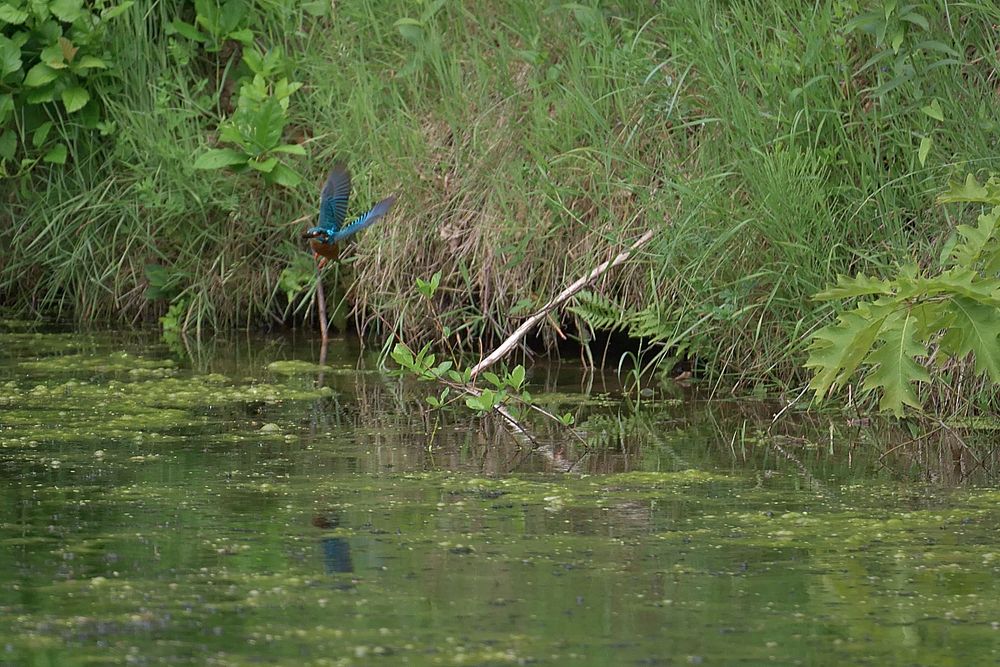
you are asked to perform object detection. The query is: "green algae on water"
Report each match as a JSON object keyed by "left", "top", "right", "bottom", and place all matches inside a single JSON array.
[{"left": 4, "top": 330, "right": 1000, "bottom": 666}]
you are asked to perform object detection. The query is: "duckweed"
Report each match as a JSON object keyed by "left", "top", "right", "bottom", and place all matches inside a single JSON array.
[{"left": 2, "top": 330, "right": 1000, "bottom": 666}]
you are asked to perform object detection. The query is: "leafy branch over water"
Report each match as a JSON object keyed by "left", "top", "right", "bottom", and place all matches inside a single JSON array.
[
  {"left": 806, "top": 175, "right": 1000, "bottom": 416},
  {"left": 391, "top": 231, "right": 655, "bottom": 432}
]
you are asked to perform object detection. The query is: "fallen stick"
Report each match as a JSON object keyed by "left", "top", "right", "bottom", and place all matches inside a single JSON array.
[{"left": 469, "top": 229, "right": 655, "bottom": 380}]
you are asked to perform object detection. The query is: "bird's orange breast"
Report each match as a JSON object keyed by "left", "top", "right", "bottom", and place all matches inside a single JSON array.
[{"left": 310, "top": 239, "right": 340, "bottom": 261}]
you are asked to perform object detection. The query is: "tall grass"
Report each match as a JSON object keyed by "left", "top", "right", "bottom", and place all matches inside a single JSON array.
[{"left": 2, "top": 0, "right": 999, "bottom": 387}]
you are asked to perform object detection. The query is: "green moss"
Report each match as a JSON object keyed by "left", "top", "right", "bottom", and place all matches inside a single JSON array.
[
  {"left": 265, "top": 360, "right": 332, "bottom": 374},
  {"left": 20, "top": 351, "right": 177, "bottom": 373}
]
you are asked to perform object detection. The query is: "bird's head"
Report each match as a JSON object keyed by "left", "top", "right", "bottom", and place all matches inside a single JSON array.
[{"left": 301, "top": 226, "right": 330, "bottom": 242}]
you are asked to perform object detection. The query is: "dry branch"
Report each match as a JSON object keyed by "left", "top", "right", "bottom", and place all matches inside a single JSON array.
[{"left": 469, "top": 229, "right": 656, "bottom": 379}]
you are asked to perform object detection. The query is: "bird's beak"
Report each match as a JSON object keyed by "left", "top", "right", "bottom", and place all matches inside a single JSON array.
[{"left": 301, "top": 229, "right": 323, "bottom": 240}]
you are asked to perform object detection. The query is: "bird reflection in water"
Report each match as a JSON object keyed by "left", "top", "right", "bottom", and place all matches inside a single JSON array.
[{"left": 312, "top": 510, "right": 354, "bottom": 574}]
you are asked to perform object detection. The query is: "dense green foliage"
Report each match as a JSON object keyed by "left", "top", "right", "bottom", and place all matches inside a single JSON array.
[
  {"left": 2, "top": 0, "right": 999, "bottom": 391},
  {"left": 806, "top": 175, "right": 1000, "bottom": 416},
  {"left": 0, "top": 0, "right": 130, "bottom": 169}
]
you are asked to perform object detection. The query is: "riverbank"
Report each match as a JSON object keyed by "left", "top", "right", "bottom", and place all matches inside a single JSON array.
[{"left": 2, "top": 0, "right": 998, "bottom": 389}]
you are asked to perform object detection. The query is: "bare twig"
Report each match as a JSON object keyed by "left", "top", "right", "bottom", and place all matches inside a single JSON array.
[
  {"left": 469, "top": 229, "right": 656, "bottom": 379},
  {"left": 456, "top": 229, "right": 656, "bottom": 450}
]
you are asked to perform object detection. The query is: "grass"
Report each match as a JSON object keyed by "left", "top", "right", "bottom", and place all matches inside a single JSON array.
[{"left": 2, "top": 0, "right": 1000, "bottom": 388}]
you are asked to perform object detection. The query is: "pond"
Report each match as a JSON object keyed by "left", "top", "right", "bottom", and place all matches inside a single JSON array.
[{"left": 2, "top": 324, "right": 999, "bottom": 666}]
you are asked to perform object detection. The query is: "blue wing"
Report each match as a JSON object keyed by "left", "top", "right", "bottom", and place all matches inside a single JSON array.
[
  {"left": 332, "top": 195, "right": 397, "bottom": 242},
  {"left": 318, "top": 165, "right": 351, "bottom": 233}
]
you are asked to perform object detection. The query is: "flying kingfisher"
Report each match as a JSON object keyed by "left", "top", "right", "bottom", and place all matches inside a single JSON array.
[{"left": 301, "top": 164, "right": 396, "bottom": 267}]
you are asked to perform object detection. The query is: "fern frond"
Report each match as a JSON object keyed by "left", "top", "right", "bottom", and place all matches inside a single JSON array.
[
  {"left": 627, "top": 304, "right": 678, "bottom": 343},
  {"left": 569, "top": 290, "right": 627, "bottom": 332}
]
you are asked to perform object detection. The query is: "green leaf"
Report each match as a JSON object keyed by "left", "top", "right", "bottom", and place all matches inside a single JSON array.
[
  {"left": 939, "top": 296, "right": 1000, "bottom": 382},
  {"left": 0, "top": 93, "right": 11, "bottom": 123},
  {"left": 937, "top": 174, "right": 1000, "bottom": 206},
  {"left": 32, "top": 121, "right": 53, "bottom": 148},
  {"left": 23, "top": 62, "right": 58, "bottom": 87},
  {"left": 219, "top": 0, "right": 248, "bottom": 34},
  {"left": 248, "top": 156, "right": 278, "bottom": 173},
  {"left": 813, "top": 273, "right": 894, "bottom": 300},
  {"left": 193, "top": 147, "right": 248, "bottom": 169},
  {"left": 77, "top": 96, "right": 99, "bottom": 128},
  {"left": 101, "top": 0, "right": 134, "bottom": 19},
  {"left": 170, "top": 19, "right": 206, "bottom": 42},
  {"left": 465, "top": 389, "right": 496, "bottom": 413},
  {"left": 43, "top": 143, "right": 67, "bottom": 164},
  {"left": 937, "top": 232, "right": 958, "bottom": 267},
  {"left": 74, "top": 55, "right": 108, "bottom": 69},
  {"left": 899, "top": 11, "right": 929, "bottom": 31},
  {"left": 510, "top": 365, "right": 525, "bottom": 389},
  {"left": 271, "top": 143, "right": 307, "bottom": 156},
  {"left": 0, "top": 3, "right": 29, "bottom": 23},
  {"left": 0, "top": 129, "right": 16, "bottom": 160},
  {"left": 391, "top": 343, "right": 415, "bottom": 368},
  {"left": 420, "top": 0, "right": 445, "bottom": 22},
  {"left": 301, "top": 0, "right": 328, "bottom": 16},
  {"left": 40, "top": 42, "right": 66, "bottom": 68},
  {"left": 859, "top": 310, "right": 930, "bottom": 417},
  {"left": 25, "top": 83, "right": 57, "bottom": 103},
  {"left": 267, "top": 162, "right": 301, "bottom": 188},
  {"left": 48, "top": 0, "right": 83, "bottom": 22},
  {"left": 805, "top": 303, "right": 894, "bottom": 399},
  {"left": 913, "top": 39, "right": 960, "bottom": 58},
  {"left": 564, "top": 2, "right": 602, "bottom": 28},
  {"left": 32, "top": 0, "right": 53, "bottom": 21},
  {"left": 920, "top": 99, "right": 943, "bottom": 122},
  {"left": 61, "top": 85, "right": 89, "bottom": 113},
  {"left": 234, "top": 95, "right": 285, "bottom": 153},
  {"left": 227, "top": 28, "right": 254, "bottom": 44},
  {"left": 394, "top": 17, "right": 424, "bottom": 45},
  {"left": 482, "top": 371, "right": 503, "bottom": 388},
  {"left": 931, "top": 268, "right": 1000, "bottom": 306},
  {"left": 0, "top": 36, "right": 19, "bottom": 76},
  {"left": 917, "top": 135, "right": 931, "bottom": 167},
  {"left": 949, "top": 206, "right": 1000, "bottom": 267},
  {"left": 890, "top": 29, "right": 904, "bottom": 54}
]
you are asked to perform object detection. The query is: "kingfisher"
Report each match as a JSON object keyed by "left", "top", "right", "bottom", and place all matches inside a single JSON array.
[{"left": 301, "top": 164, "right": 396, "bottom": 268}]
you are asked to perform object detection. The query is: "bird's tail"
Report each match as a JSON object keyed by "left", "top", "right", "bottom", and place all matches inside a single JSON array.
[{"left": 332, "top": 195, "right": 397, "bottom": 242}]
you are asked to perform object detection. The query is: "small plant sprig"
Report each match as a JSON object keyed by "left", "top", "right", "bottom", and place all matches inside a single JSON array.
[
  {"left": 193, "top": 68, "right": 305, "bottom": 186},
  {"left": 844, "top": 2, "right": 960, "bottom": 101},
  {"left": 169, "top": 0, "right": 254, "bottom": 53},
  {"left": 390, "top": 341, "right": 574, "bottom": 427},
  {"left": 805, "top": 174, "right": 1000, "bottom": 416},
  {"left": 390, "top": 272, "right": 575, "bottom": 427}
]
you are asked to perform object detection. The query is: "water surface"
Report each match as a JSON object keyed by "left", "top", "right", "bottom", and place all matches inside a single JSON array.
[{"left": 1, "top": 325, "right": 999, "bottom": 665}]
